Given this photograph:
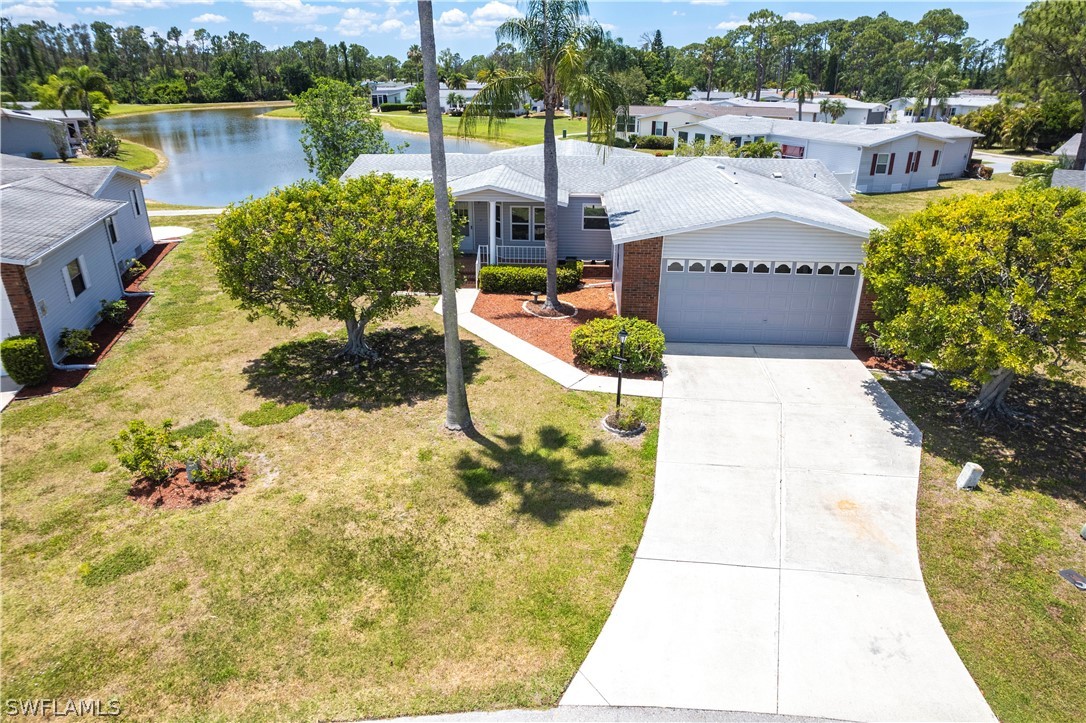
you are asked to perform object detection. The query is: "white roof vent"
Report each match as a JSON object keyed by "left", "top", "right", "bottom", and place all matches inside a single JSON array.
[{"left": 771, "top": 171, "right": 783, "bottom": 179}]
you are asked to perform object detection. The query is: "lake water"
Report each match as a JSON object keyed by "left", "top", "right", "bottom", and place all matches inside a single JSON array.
[{"left": 103, "top": 105, "right": 503, "bottom": 207}]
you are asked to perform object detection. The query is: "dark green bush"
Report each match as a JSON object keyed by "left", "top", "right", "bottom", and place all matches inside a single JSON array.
[
  {"left": 1011, "top": 160, "right": 1049, "bottom": 177},
  {"left": 0, "top": 335, "right": 49, "bottom": 385},
  {"left": 478, "top": 261, "right": 583, "bottom": 294},
  {"left": 60, "top": 328, "right": 98, "bottom": 359},
  {"left": 610, "top": 137, "right": 632, "bottom": 149},
  {"left": 632, "top": 135, "right": 674, "bottom": 150},
  {"left": 380, "top": 102, "right": 422, "bottom": 112},
  {"left": 99, "top": 298, "right": 128, "bottom": 325},
  {"left": 85, "top": 129, "right": 120, "bottom": 158},
  {"left": 571, "top": 316, "right": 665, "bottom": 373}
]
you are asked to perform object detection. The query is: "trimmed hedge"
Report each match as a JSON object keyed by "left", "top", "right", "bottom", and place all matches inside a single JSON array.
[
  {"left": 571, "top": 316, "right": 665, "bottom": 374},
  {"left": 0, "top": 335, "right": 49, "bottom": 386},
  {"left": 1010, "top": 160, "right": 1050, "bottom": 177},
  {"left": 478, "top": 261, "right": 583, "bottom": 294},
  {"left": 631, "top": 135, "right": 674, "bottom": 150},
  {"left": 380, "top": 103, "right": 422, "bottom": 112}
]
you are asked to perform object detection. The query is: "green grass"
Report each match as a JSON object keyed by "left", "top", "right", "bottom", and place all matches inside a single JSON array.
[
  {"left": 852, "top": 173, "right": 1023, "bottom": 226},
  {"left": 263, "top": 106, "right": 588, "bottom": 147},
  {"left": 48, "top": 140, "right": 159, "bottom": 174},
  {"left": 108, "top": 101, "right": 292, "bottom": 118},
  {"left": 238, "top": 401, "right": 308, "bottom": 427},
  {"left": 0, "top": 217, "right": 657, "bottom": 720},
  {"left": 882, "top": 370, "right": 1086, "bottom": 722},
  {"left": 973, "top": 147, "right": 1058, "bottom": 160}
]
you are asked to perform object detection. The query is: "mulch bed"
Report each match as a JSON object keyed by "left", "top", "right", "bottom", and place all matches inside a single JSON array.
[
  {"left": 856, "top": 350, "right": 916, "bottom": 372},
  {"left": 125, "top": 242, "right": 178, "bottom": 292},
  {"left": 128, "top": 467, "right": 248, "bottom": 509}
]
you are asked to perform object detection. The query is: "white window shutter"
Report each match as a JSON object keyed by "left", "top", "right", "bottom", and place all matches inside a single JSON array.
[
  {"left": 79, "top": 255, "right": 91, "bottom": 290},
  {"left": 62, "top": 267, "right": 76, "bottom": 302}
]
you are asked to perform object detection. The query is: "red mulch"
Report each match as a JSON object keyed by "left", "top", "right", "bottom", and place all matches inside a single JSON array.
[
  {"left": 125, "top": 242, "right": 177, "bottom": 292},
  {"left": 128, "top": 467, "right": 248, "bottom": 509},
  {"left": 856, "top": 350, "right": 916, "bottom": 372}
]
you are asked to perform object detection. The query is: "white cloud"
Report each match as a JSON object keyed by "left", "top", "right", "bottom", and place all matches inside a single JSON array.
[
  {"left": 2, "top": 0, "right": 75, "bottom": 23},
  {"left": 436, "top": 1, "right": 521, "bottom": 37},
  {"left": 672, "top": 11, "right": 685, "bottom": 17},
  {"left": 783, "top": 12, "right": 817, "bottom": 24},
  {"left": 716, "top": 20, "right": 743, "bottom": 30},
  {"left": 78, "top": 5, "right": 127, "bottom": 16},
  {"left": 691, "top": 0, "right": 729, "bottom": 5},
  {"left": 192, "top": 12, "right": 227, "bottom": 23},
  {"left": 244, "top": 0, "right": 339, "bottom": 28},
  {"left": 336, "top": 5, "right": 417, "bottom": 40},
  {"left": 598, "top": 22, "right": 616, "bottom": 32},
  {"left": 109, "top": 0, "right": 212, "bottom": 8}
]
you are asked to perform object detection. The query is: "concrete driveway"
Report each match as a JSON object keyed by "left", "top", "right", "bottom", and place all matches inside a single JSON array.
[{"left": 561, "top": 345, "right": 995, "bottom": 722}]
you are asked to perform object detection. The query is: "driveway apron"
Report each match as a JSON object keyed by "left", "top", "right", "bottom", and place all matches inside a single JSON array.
[{"left": 561, "top": 344, "right": 995, "bottom": 722}]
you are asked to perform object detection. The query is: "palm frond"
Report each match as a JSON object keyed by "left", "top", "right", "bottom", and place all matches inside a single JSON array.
[{"left": 459, "top": 70, "right": 537, "bottom": 138}]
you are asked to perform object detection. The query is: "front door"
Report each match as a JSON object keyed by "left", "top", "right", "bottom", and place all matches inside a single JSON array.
[{"left": 454, "top": 203, "right": 473, "bottom": 252}]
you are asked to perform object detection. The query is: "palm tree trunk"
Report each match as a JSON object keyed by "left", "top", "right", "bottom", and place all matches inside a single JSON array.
[
  {"left": 418, "top": 0, "right": 472, "bottom": 432},
  {"left": 542, "top": 100, "right": 561, "bottom": 310}
]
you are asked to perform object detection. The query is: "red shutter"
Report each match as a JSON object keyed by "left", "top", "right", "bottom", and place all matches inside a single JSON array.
[
  {"left": 888, "top": 153, "right": 896, "bottom": 174},
  {"left": 913, "top": 151, "right": 921, "bottom": 172},
  {"left": 905, "top": 152, "right": 913, "bottom": 174},
  {"left": 869, "top": 155, "right": 879, "bottom": 175}
]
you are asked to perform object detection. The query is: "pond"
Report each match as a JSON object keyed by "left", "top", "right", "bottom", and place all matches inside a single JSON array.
[{"left": 103, "top": 105, "right": 504, "bottom": 207}]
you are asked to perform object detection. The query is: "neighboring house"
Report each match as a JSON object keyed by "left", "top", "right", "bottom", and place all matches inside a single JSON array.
[
  {"left": 1051, "top": 169, "right": 1086, "bottom": 191},
  {"left": 0, "top": 154, "right": 153, "bottom": 372},
  {"left": 0, "top": 108, "right": 88, "bottom": 158},
  {"left": 343, "top": 139, "right": 883, "bottom": 349},
  {"left": 439, "top": 81, "right": 484, "bottom": 112},
  {"left": 711, "top": 96, "right": 888, "bottom": 125},
  {"left": 368, "top": 82, "right": 413, "bottom": 107},
  {"left": 886, "top": 93, "right": 1002, "bottom": 123},
  {"left": 672, "top": 116, "right": 982, "bottom": 192},
  {"left": 617, "top": 103, "right": 792, "bottom": 141},
  {"left": 1055, "top": 133, "right": 1082, "bottom": 159}
]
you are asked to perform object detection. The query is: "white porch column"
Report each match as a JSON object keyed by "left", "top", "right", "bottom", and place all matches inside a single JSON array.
[{"left": 488, "top": 200, "right": 497, "bottom": 265}]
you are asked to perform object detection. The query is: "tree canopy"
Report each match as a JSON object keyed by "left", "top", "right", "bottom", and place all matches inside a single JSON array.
[
  {"left": 207, "top": 175, "right": 446, "bottom": 359},
  {"left": 294, "top": 78, "right": 392, "bottom": 182},
  {"left": 863, "top": 187, "right": 1086, "bottom": 416}
]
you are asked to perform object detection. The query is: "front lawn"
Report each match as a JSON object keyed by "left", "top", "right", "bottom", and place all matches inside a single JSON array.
[
  {"left": 882, "top": 370, "right": 1086, "bottom": 723},
  {"left": 852, "top": 173, "right": 1023, "bottom": 225},
  {"left": 48, "top": 139, "right": 159, "bottom": 173},
  {"left": 0, "top": 217, "right": 657, "bottom": 720}
]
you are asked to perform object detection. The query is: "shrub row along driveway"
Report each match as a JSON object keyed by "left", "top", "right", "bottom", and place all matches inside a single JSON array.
[{"left": 562, "top": 344, "right": 996, "bottom": 722}]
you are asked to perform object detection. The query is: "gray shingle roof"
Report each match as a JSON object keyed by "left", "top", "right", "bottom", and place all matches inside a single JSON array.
[
  {"left": 1051, "top": 169, "right": 1086, "bottom": 191},
  {"left": 0, "top": 176, "right": 123, "bottom": 264},
  {"left": 489, "top": 139, "right": 645, "bottom": 158},
  {"left": 711, "top": 158, "right": 852, "bottom": 201},
  {"left": 684, "top": 116, "right": 982, "bottom": 146},
  {"left": 0, "top": 154, "right": 149, "bottom": 195}
]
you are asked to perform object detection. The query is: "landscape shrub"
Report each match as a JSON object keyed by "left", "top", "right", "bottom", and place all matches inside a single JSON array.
[
  {"left": 183, "top": 427, "right": 244, "bottom": 484},
  {"left": 0, "top": 335, "right": 49, "bottom": 386},
  {"left": 85, "top": 129, "right": 120, "bottom": 158},
  {"left": 380, "top": 102, "right": 422, "bottom": 112},
  {"left": 123, "top": 259, "right": 147, "bottom": 284},
  {"left": 478, "top": 261, "right": 583, "bottom": 294},
  {"left": 571, "top": 316, "right": 665, "bottom": 373},
  {"left": 27, "top": 151, "right": 44, "bottom": 160},
  {"left": 632, "top": 135, "right": 673, "bottom": 150},
  {"left": 99, "top": 298, "right": 128, "bottom": 325},
  {"left": 1011, "top": 160, "right": 1049, "bottom": 177},
  {"left": 611, "top": 137, "right": 631, "bottom": 149},
  {"left": 59, "top": 328, "right": 98, "bottom": 359},
  {"left": 606, "top": 399, "right": 652, "bottom": 432},
  {"left": 111, "top": 420, "right": 177, "bottom": 483}
]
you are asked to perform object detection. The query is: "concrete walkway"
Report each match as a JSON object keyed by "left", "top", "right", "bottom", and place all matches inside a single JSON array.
[
  {"left": 0, "top": 375, "right": 22, "bottom": 411},
  {"left": 562, "top": 344, "right": 995, "bottom": 722},
  {"left": 436, "top": 289, "right": 662, "bottom": 398}
]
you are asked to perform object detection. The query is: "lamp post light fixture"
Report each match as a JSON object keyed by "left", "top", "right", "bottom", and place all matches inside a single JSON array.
[{"left": 614, "top": 327, "right": 629, "bottom": 418}]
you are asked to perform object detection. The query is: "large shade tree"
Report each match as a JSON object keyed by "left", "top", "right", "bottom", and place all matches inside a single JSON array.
[
  {"left": 293, "top": 78, "right": 392, "bottom": 182},
  {"left": 208, "top": 176, "right": 446, "bottom": 360},
  {"left": 863, "top": 187, "right": 1086, "bottom": 418},
  {"left": 461, "top": 0, "right": 625, "bottom": 310},
  {"left": 1007, "top": 0, "right": 1086, "bottom": 170},
  {"left": 417, "top": 0, "right": 473, "bottom": 431}
]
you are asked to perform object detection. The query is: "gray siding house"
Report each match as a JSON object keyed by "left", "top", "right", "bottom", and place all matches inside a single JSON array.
[{"left": 1, "top": 109, "right": 88, "bottom": 159}]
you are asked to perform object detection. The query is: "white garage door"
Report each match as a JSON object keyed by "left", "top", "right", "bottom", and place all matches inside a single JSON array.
[{"left": 657, "top": 259, "right": 861, "bottom": 345}]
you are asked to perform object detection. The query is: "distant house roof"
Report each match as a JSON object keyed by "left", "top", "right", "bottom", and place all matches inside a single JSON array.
[
  {"left": 0, "top": 176, "right": 124, "bottom": 264},
  {"left": 634, "top": 103, "right": 793, "bottom": 122},
  {"left": 720, "top": 96, "right": 887, "bottom": 112},
  {"left": 0, "top": 153, "right": 149, "bottom": 196},
  {"left": 1, "top": 108, "right": 90, "bottom": 122},
  {"left": 343, "top": 139, "right": 874, "bottom": 244},
  {"left": 1051, "top": 169, "right": 1086, "bottom": 191},
  {"left": 679, "top": 116, "right": 981, "bottom": 147},
  {"left": 1055, "top": 133, "right": 1082, "bottom": 158}
]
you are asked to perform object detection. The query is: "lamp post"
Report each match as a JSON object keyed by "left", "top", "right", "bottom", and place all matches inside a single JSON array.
[{"left": 614, "top": 328, "right": 628, "bottom": 419}]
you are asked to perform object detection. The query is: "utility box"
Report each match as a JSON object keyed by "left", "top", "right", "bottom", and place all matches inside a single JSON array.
[{"left": 956, "top": 462, "right": 984, "bottom": 490}]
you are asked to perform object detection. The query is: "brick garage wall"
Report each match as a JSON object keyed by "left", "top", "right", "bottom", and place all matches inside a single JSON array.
[
  {"left": 618, "top": 237, "right": 663, "bottom": 323},
  {"left": 2, "top": 263, "right": 52, "bottom": 368},
  {"left": 851, "top": 278, "right": 876, "bottom": 353}
]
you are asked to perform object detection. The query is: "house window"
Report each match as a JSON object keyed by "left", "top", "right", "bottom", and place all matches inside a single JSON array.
[
  {"left": 731, "top": 261, "right": 749, "bottom": 273},
  {"left": 781, "top": 144, "right": 805, "bottom": 159},
  {"left": 838, "top": 264, "right": 857, "bottom": 276},
  {"left": 666, "top": 260, "right": 685, "bottom": 272},
  {"left": 817, "top": 263, "right": 835, "bottom": 275},
  {"left": 494, "top": 202, "right": 502, "bottom": 240},
  {"left": 129, "top": 189, "right": 141, "bottom": 217},
  {"left": 651, "top": 121, "right": 668, "bottom": 136},
  {"left": 105, "top": 217, "right": 118, "bottom": 244},
  {"left": 753, "top": 262, "right": 770, "bottom": 274},
  {"left": 773, "top": 262, "right": 792, "bottom": 274},
  {"left": 932, "top": 149, "right": 940, "bottom": 167},
  {"left": 710, "top": 260, "right": 727, "bottom": 273},
  {"left": 730, "top": 136, "right": 742, "bottom": 145},
  {"left": 582, "top": 204, "right": 609, "bottom": 230},
  {"left": 688, "top": 260, "right": 706, "bottom": 272},
  {"left": 694, "top": 133, "right": 706, "bottom": 143},
  {"left": 677, "top": 131, "right": 689, "bottom": 143},
  {"left": 616, "top": 115, "right": 636, "bottom": 133},
  {"left": 510, "top": 206, "right": 531, "bottom": 241},
  {"left": 796, "top": 263, "right": 814, "bottom": 275},
  {"left": 533, "top": 207, "right": 545, "bottom": 241},
  {"left": 64, "top": 257, "right": 89, "bottom": 300},
  {"left": 872, "top": 153, "right": 891, "bottom": 175}
]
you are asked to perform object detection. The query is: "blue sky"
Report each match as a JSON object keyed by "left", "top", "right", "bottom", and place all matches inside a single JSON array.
[{"left": 3, "top": 1, "right": 1028, "bottom": 56}]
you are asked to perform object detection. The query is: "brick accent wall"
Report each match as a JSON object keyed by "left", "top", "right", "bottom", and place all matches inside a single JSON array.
[
  {"left": 618, "top": 236, "right": 663, "bottom": 323},
  {"left": 851, "top": 278, "right": 876, "bottom": 353},
  {"left": 2, "top": 263, "right": 52, "bottom": 368}
]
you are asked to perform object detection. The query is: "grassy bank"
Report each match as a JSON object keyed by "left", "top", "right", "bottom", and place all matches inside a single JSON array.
[
  {"left": 263, "top": 106, "right": 588, "bottom": 147},
  {"left": 49, "top": 139, "right": 159, "bottom": 174},
  {"left": 852, "top": 173, "right": 1023, "bottom": 225},
  {"left": 108, "top": 100, "right": 292, "bottom": 118},
  {"left": 0, "top": 218, "right": 657, "bottom": 720}
]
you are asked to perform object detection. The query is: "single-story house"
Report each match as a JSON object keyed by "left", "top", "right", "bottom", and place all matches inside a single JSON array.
[
  {"left": 1051, "top": 169, "right": 1086, "bottom": 191},
  {"left": 617, "top": 103, "right": 792, "bottom": 140},
  {"left": 0, "top": 108, "right": 88, "bottom": 158},
  {"left": 671, "top": 116, "right": 982, "bottom": 193},
  {"left": 709, "top": 96, "right": 888, "bottom": 125},
  {"left": 369, "top": 82, "right": 413, "bottom": 107},
  {"left": 886, "top": 93, "right": 1002, "bottom": 123},
  {"left": 343, "top": 139, "right": 883, "bottom": 348},
  {"left": 0, "top": 154, "right": 153, "bottom": 372}
]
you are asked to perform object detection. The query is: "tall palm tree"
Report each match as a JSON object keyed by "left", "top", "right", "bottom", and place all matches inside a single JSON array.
[
  {"left": 406, "top": 43, "right": 423, "bottom": 83},
  {"left": 785, "top": 72, "right": 817, "bottom": 121},
  {"left": 907, "top": 59, "right": 960, "bottom": 122},
  {"left": 461, "top": 0, "right": 626, "bottom": 310},
  {"left": 819, "top": 98, "right": 847, "bottom": 123},
  {"left": 416, "top": 1, "right": 473, "bottom": 432},
  {"left": 57, "top": 65, "right": 113, "bottom": 129}
]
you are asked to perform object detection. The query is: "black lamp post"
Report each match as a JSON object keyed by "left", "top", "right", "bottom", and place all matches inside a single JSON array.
[{"left": 614, "top": 327, "right": 629, "bottom": 418}]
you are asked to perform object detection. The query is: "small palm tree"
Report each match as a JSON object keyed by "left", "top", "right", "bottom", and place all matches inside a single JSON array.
[
  {"left": 785, "top": 72, "right": 818, "bottom": 121},
  {"left": 462, "top": 0, "right": 625, "bottom": 310},
  {"left": 819, "top": 98, "right": 847, "bottom": 123},
  {"left": 57, "top": 65, "right": 114, "bottom": 129},
  {"left": 442, "top": 71, "right": 469, "bottom": 90},
  {"left": 907, "top": 59, "right": 960, "bottom": 122}
]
